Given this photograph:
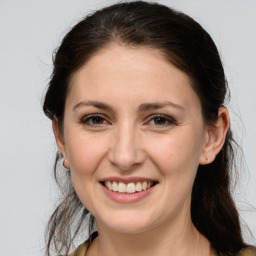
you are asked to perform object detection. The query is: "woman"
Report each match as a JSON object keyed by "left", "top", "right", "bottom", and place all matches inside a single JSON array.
[{"left": 43, "top": 1, "right": 256, "bottom": 255}]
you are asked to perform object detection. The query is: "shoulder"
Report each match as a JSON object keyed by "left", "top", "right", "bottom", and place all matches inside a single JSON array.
[
  {"left": 237, "top": 247, "right": 256, "bottom": 256},
  {"left": 70, "top": 231, "right": 98, "bottom": 256},
  {"left": 210, "top": 247, "right": 256, "bottom": 256},
  {"left": 70, "top": 241, "right": 89, "bottom": 256},
  {"left": 70, "top": 242, "right": 256, "bottom": 256}
]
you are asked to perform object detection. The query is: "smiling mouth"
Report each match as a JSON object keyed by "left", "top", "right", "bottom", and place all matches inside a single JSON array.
[{"left": 102, "top": 181, "right": 157, "bottom": 194}]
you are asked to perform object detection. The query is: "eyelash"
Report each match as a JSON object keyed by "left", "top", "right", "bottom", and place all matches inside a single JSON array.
[
  {"left": 80, "top": 114, "right": 176, "bottom": 128},
  {"left": 145, "top": 114, "right": 176, "bottom": 127},
  {"left": 81, "top": 114, "right": 109, "bottom": 127}
]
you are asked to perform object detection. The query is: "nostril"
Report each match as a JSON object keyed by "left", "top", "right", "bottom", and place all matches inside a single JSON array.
[{"left": 108, "top": 150, "right": 146, "bottom": 171}]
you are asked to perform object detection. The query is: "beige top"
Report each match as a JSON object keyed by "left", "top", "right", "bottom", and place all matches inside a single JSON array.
[{"left": 71, "top": 241, "right": 256, "bottom": 256}]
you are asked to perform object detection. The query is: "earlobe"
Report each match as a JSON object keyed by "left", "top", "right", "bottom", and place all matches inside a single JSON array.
[
  {"left": 52, "top": 118, "right": 70, "bottom": 169},
  {"left": 199, "top": 107, "right": 229, "bottom": 165}
]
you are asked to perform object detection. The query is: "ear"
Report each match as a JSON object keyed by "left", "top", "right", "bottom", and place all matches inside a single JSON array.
[
  {"left": 199, "top": 107, "right": 230, "bottom": 165},
  {"left": 52, "top": 118, "right": 70, "bottom": 169}
]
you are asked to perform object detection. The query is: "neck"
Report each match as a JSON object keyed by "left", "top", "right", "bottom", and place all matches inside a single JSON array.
[{"left": 89, "top": 214, "right": 210, "bottom": 256}]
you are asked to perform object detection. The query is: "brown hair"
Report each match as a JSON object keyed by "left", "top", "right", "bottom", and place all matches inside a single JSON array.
[{"left": 43, "top": 1, "right": 248, "bottom": 255}]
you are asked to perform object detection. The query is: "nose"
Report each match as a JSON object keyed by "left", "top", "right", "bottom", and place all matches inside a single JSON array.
[{"left": 108, "top": 123, "right": 146, "bottom": 171}]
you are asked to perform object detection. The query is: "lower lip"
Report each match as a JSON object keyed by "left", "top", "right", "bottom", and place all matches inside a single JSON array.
[{"left": 101, "top": 184, "right": 157, "bottom": 203}]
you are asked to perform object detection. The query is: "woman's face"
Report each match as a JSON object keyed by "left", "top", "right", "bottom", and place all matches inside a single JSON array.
[{"left": 56, "top": 45, "right": 210, "bottom": 234}]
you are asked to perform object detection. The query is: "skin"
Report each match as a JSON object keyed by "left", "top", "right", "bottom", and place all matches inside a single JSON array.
[{"left": 54, "top": 44, "right": 229, "bottom": 256}]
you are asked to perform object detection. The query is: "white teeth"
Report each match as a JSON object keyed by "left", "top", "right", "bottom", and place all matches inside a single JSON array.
[
  {"left": 118, "top": 182, "right": 127, "bottom": 193},
  {"left": 135, "top": 182, "right": 142, "bottom": 192},
  {"left": 127, "top": 183, "right": 136, "bottom": 193},
  {"left": 142, "top": 181, "right": 147, "bottom": 191},
  {"left": 112, "top": 181, "right": 118, "bottom": 192},
  {"left": 106, "top": 181, "right": 112, "bottom": 190},
  {"left": 103, "top": 181, "right": 154, "bottom": 193}
]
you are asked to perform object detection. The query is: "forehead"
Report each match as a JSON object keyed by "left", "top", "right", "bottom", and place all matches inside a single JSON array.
[{"left": 67, "top": 44, "right": 201, "bottom": 111}]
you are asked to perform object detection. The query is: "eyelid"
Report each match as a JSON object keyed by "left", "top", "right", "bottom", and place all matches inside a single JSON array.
[
  {"left": 81, "top": 113, "right": 110, "bottom": 126},
  {"left": 144, "top": 114, "right": 176, "bottom": 127},
  {"left": 80, "top": 113, "right": 176, "bottom": 128}
]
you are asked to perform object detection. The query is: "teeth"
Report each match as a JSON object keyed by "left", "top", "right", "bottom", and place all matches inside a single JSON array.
[
  {"left": 106, "top": 181, "right": 112, "bottom": 190},
  {"left": 118, "top": 182, "right": 127, "bottom": 193},
  {"left": 104, "top": 181, "right": 154, "bottom": 194},
  {"left": 142, "top": 181, "right": 147, "bottom": 191},
  {"left": 127, "top": 183, "right": 136, "bottom": 193},
  {"left": 112, "top": 181, "right": 118, "bottom": 192},
  {"left": 135, "top": 182, "right": 142, "bottom": 192}
]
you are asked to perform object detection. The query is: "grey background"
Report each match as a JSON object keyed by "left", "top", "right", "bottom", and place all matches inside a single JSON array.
[{"left": 0, "top": 0, "right": 255, "bottom": 255}]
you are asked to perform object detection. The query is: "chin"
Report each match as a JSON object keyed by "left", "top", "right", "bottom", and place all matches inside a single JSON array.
[{"left": 96, "top": 209, "right": 163, "bottom": 235}]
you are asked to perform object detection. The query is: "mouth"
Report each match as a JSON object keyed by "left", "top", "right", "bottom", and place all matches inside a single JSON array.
[{"left": 101, "top": 180, "right": 158, "bottom": 194}]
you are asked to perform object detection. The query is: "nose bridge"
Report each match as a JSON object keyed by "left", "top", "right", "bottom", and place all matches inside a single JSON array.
[{"left": 109, "top": 120, "right": 144, "bottom": 170}]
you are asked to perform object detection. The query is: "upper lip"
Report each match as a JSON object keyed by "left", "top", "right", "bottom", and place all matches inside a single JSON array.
[{"left": 99, "top": 176, "right": 158, "bottom": 184}]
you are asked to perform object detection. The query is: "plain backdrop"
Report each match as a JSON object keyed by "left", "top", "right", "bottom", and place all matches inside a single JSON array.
[{"left": 0, "top": 0, "right": 255, "bottom": 255}]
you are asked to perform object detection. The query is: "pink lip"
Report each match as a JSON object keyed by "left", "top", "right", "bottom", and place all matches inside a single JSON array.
[
  {"left": 99, "top": 176, "right": 157, "bottom": 184},
  {"left": 100, "top": 182, "right": 157, "bottom": 204}
]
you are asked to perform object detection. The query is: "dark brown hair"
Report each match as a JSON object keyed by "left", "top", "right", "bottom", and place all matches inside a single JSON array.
[{"left": 43, "top": 1, "right": 248, "bottom": 255}]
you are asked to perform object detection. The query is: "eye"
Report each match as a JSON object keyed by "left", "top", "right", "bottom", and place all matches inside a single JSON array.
[
  {"left": 81, "top": 114, "right": 109, "bottom": 126},
  {"left": 146, "top": 114, "right": 176, "bottom": 127}
]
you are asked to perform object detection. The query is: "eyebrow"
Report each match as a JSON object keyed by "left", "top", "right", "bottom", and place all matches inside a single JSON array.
[
  {"left": 73, "top": 100, "right": 185, "bottom": 112},
  {"left": 73, "top": 101, "right": 113, "bottom": 112},
  {"left": 138, "top": 101, "right": 185, "bottom": 112}
]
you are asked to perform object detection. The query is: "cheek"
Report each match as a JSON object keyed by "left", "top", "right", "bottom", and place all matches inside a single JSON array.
[
  {"left": 150, "top": 133, "right": 201, "bottom": 167},
  {"left": 146, "top": 129, "right": 204, "bottom": 188},
  {"left": 146, "top": 131, "right": 204, "bottom": 213},
  {"left": 64, "top": 133, "right": 109, "bottom": 213},
  {"left": 65, "top": 133, "right": 107, "bottom": 177}
]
